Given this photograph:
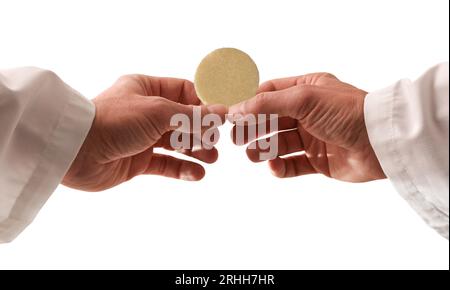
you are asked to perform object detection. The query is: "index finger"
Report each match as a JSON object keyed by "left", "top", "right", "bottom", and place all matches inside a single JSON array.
[
  {"left": 258, "top": 73, "right": 338, "bottom": 93},
  {"left": 257, "top": 76, "right": 308, "bottom": 93},
  {"left": 138, "top": 76, "right": 201, "bottom": 105}
]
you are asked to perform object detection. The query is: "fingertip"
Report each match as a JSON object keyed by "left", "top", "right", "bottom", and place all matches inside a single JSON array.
[
  {"left": 268, "top": 158, "right": 285, "bottom": 178},
  {"left": 257, "top": 80, "right": 275, "bottom": 93},
  {"left": 182, "top": 78, "right": 195, "bottom": 86},
  {"left": 246, "top": 145, "right": 261, "bottom": 163},
  {"left": 211, "top": 148, "right": 219, "bottom": 163},
  {"left": 183, "top": 79, "right": 200, "bottom": 101},
  {"left": 230, "top": 92, "right": 271, "bottom": 117},
  {"left": 187, "top": 147, "right": 219, "bottom": 164},
  {"left": 204, "top": 104, "right": 228, "bottom": 125},
  {"left": 205, "top": 147, "right": 219, "bottom": 164},
  {"left": 207, "top": 104, "right": 228, "bottom": 115},
  {"left": 228, "top": 102, "right": 245, "bottom": 116},
  {"left": 226, "top": 113, "right": 236, "bottom": 123},
  {"left": 180, "top": 163, "right": 205, "bottom": 181}
]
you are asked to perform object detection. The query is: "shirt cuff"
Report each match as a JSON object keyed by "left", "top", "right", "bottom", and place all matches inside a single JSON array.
[
  {"left": 364, "top": 83, "right": 449, "bottom": 239},
  {"left": 0, "top": 88, "right": 95, "bottom": 243}
]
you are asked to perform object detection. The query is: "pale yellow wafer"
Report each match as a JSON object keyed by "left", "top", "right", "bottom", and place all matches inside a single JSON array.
[{"left": 194, "top": 48, "right": 259, "bottom": 107}]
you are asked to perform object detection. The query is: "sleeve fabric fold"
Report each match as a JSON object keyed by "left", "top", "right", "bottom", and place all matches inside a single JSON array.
[
  {"left": 364, "top": 63, "right": 449, "bottom": 239},
  {"left": 0, "top": 67, "right": 95, "bottom": 243}
]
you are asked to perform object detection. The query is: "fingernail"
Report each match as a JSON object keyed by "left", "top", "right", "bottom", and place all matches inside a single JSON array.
[
  {"left": 226, "top": 114, "right": 235, "bottom": 123},
  {"left": 180, "top": 172, "right": 196, "bottom": 181},
  {"left": 229, "top": 113, "right": 245, "bottom": 122},
  {"left": 233, "top": 114, "right": 258, "bottom": 125},
  {"left": 207, "top": 104, "right": 228, "bottom": 114}
]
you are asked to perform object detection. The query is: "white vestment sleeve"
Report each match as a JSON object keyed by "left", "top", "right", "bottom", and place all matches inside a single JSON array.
[
  {"left": 0, "top": 67, "right": 95, "bottom": 243},
  {"left": 364, "top": 63, "right": 449, "bottom": 239}
]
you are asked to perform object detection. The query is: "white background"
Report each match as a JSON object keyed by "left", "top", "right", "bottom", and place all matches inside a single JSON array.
[{"left": 0, "top": 0, "right": 448, "bottom": 269}]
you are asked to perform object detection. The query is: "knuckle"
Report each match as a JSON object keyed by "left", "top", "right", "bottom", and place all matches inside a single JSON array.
[
  {"left": 142, "top": 97, "right": 170, "bottom": 119},
  {"left": 152, "top": 96, "right": 170, "bottom": 108},
  {"left": 322, "top": 72, "right": 336, "bottom": 79},
  {"left": 308, "top": 72, "right": 338, "bottom": 84},
  {"left": 297, "top": 84, "right": 315, "bottom": 100},
  {"left": 251, "top": 92, "right": 270, "bottom": 111},
  {"left": 181, "top": 78, "right": 194, "bottom": 87},
  {"left": 116, "top": 74, "right": 140, "bottom": 83},
  {"left": 293, "top": 85, "right": 316, "bottom": 119},
  {"left": 116, "top": 74, "right": 131, "bottom": 82}
]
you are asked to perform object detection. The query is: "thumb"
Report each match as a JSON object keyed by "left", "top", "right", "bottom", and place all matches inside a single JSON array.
[
  {"left": 152, "top": 97, "right": 228, "bottom": 134},
  {"left": 229, "top": 84, "right": 318, "bottom": 120}
]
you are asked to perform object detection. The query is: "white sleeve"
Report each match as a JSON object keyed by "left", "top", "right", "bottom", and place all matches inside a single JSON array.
[
  {"left": 364, "top": 62, "right": 449, "bottom": 239},
  {"left": 0, "top": 67, "right": 95, "bottom": 243}
]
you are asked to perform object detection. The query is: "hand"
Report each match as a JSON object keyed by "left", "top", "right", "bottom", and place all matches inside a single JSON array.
[
  {"left": 63, "top": 75, "right": 227, "bottom": 191},
  {"left": 229, "top": 73, "right": 386, "bottom": 182}
]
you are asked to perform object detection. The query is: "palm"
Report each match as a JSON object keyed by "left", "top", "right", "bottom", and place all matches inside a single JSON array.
[{"left": 298, "top": 126, "right": 380, "bottom": 182}]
